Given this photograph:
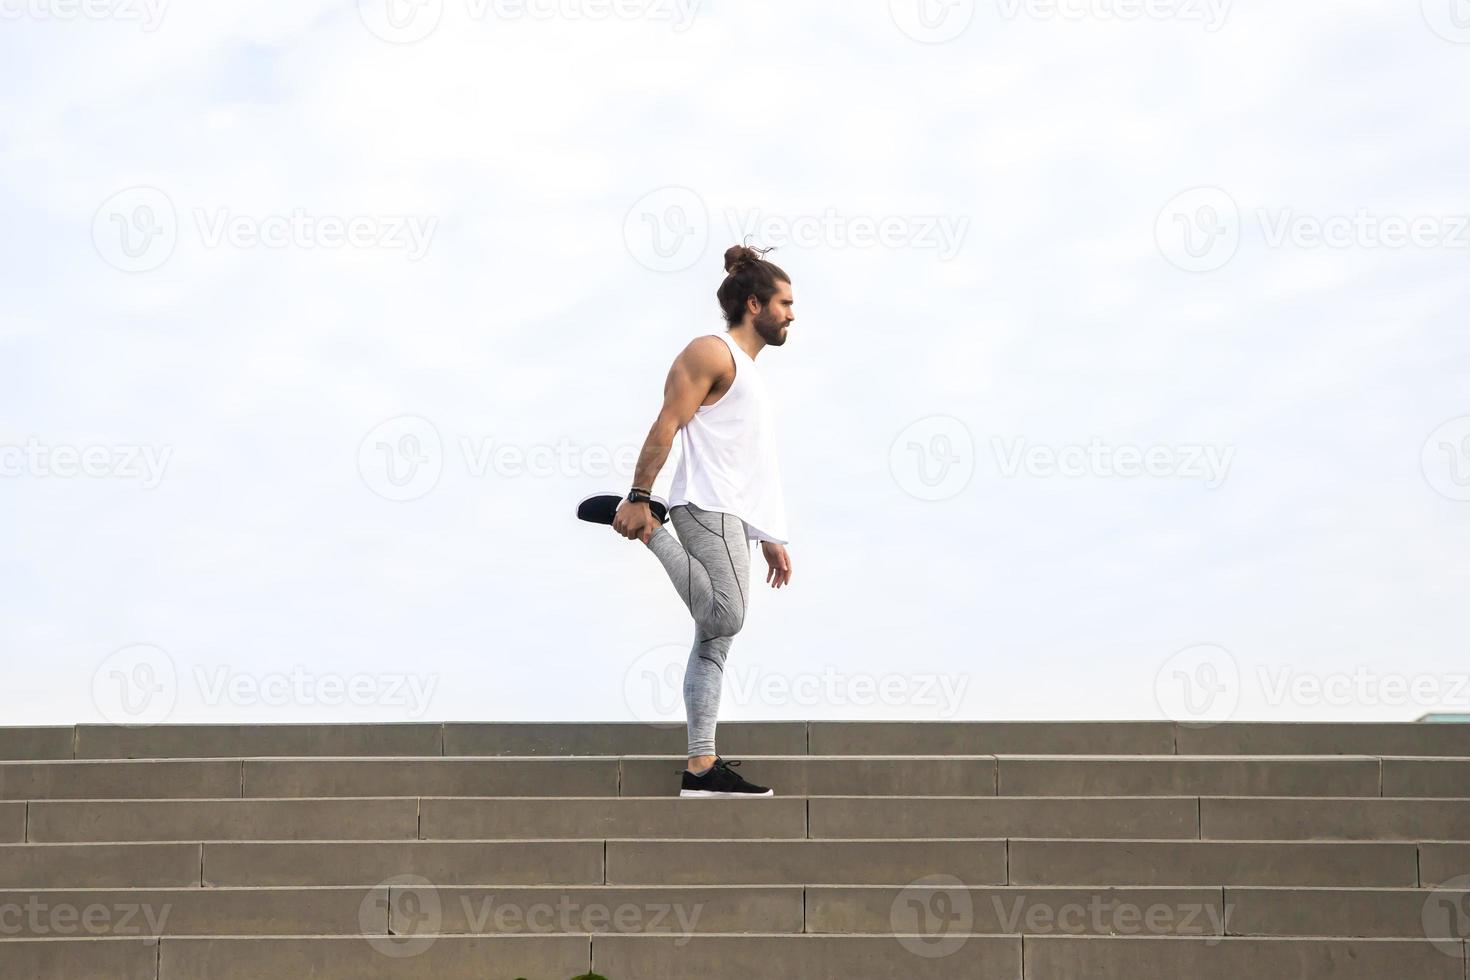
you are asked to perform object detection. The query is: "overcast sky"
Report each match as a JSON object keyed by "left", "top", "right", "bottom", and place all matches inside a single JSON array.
[{"left": 2, "top": 0, "right": 1468, "bottom": 729}]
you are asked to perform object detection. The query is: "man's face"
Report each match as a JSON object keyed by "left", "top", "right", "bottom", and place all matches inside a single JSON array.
[{"left": 753, "top": 280, "right": 795, "bottom": 347}]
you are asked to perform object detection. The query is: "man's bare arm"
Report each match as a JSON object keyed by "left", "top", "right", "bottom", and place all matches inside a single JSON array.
[
  {"left": 629, "top": 337, "right": 728, "bottom": 491},
  {"left": 613, "top": 337, "right": 731, "bottom": 542}
]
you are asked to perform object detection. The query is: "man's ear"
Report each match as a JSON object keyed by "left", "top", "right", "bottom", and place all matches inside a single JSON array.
[{"left": 746, "top": 294, "right": 761, "bottom": 318}]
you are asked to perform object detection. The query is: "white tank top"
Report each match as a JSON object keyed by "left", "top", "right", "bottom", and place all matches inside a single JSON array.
[{"left": 669, "top": 332, "right": 789, "bottom": 545}]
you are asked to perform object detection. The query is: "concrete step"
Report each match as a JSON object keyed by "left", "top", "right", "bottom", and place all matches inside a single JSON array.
[
  {"left": 592, "top": 934, "right": 1024, "bottom": 979},
  {"left": 2, "top": 933, "right": 1461, "bottom": 980},
  {"left": 815, "top": 722, "right": 1470, "bottom": 757},
  {"left": 157, "top": 934, "right": 1022, "bottom": 979},
  {"left": 1417, "top": 843, "right": 1470, "bottom": 887},
  {"left": 0, "top": 728, "right": 72, "bottom": 761},
  {"left": 76, "top": 723, "right": 443, "bottom": 759},
  {"left": 995, "top": 755, "right": 1383, "bottom": 797},
  {"left": 70, "top": 722, "right": 806, "bottom": 760},
  {"left": 0, "top": 887, "right": 385, "bottom": 937},
  {"left": 27, "top": 798, "right": 422, "bottom": 843},
  {"left": 809, "top": 885, "right": 1227, "bottom": 937},
  {"left": 1008, "top": 839, "right": 1420, "bottom": 887},
  {"left": 620, "top": 755, "right": 998, "bottom": 797},
  {"left": 10, "top": 795, "right": 1191, "bottom": 846},
  {"left": 1224, "top": 886, "right": 1470, "bottom": 939},
  {"left": 814, "top": 884, "right": 1470, "bottom": 940},
  {"left": 0, "top": 885, "right": 801, "bottom": 938},
  {"left": 202, "top": 840, "right": 605, "bottom": 887},
  {"left": 443, "top": 722, "right": 806, "bottom": 756},
  {"left": 3, "top": 722, "right": 1466, "bottom": 761},
  {"left": 1022, "top": 935, "right": 1465, "bottom": 979},
  {"left": 605, "top": 839, "right": 1008, "bottom": 886},
  {"left": 1175, "top": 723, "right": 1470, "bottom": 757},
  {"left": 158, "top": 934, "right": 591, "bottom": 979},
  {"left": 806, "top": 796, "right": 1198, "bottom": 839},
  {"left": 1201, "top": 796, "right": 1470, "bottom": 841},
  {"left": 0, "top": 938, "right": 159, "bottom": 979},
  {"left": 18, "top": 755, "right": 1458, "bottom": 801},
  {"left": 0, "top": 838, "right": 1433, "bottom": 890},
  {"left": 0, "top": 761, "right": 242, "bottom": 800},
  {"left": 1383, "top": 757, "right": 1470, "bottom": 797},
  {"left": 2, "top": 884, "right": 1465, "bottom": 940},
  {"left": 0, "top": 802, "right": 24, "bottom": 843},
  {"left": 0, "top": 843, "right": 201, "bottom": 888},
  {"left": 419, "top": 797, "right": 808, "bottom": 840},
  {"left": 243, "top": 758, "right": 619, "bottom": 798}
]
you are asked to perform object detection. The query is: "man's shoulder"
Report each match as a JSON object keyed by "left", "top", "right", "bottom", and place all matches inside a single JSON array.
[{"left": 677, "top": 334, "right": 732, "bottom": 368}]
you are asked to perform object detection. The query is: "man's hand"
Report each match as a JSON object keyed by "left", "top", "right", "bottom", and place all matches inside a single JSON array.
[
  {"left": 761, "top": 541, "right": 792, "bottom": 589},
  {"left": 613, "top": 500, "right": 658, "bottom": 544}
]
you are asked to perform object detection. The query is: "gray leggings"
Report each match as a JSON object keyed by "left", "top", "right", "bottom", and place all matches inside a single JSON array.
[{"left": 645, "top": 502, "right": 751, "bottom": 758}]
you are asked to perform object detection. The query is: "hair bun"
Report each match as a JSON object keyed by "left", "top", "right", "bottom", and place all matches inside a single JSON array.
[
  {"left": 723, "top": 245, "right": 754, "bottom": 274},
  {"left": 724, "top": 243, "right": 772, "bottom": 275}
]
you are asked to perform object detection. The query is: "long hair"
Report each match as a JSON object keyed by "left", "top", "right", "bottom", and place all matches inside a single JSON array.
[{"left": 716, "top": 244, "right": 789, "bottom": 326}]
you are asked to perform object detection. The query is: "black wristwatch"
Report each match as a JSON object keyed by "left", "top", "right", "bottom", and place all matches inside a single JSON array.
[{"left": 627, "top": 488, "right": 653, "bottom": 505}]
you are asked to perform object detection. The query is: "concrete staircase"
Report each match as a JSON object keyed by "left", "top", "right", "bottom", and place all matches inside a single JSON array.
[{"left": 2, "top": 721, "right": 1469, "bottom": 978}]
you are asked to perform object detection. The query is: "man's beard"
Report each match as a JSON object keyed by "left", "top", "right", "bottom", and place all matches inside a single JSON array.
[{"left": 754, "top": 308, "right": 787, "bottom": 346}]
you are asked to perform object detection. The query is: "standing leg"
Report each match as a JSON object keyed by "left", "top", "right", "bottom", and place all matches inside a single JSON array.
[{"left": 644, "top": 503, "right": 750, "bottom": 767}]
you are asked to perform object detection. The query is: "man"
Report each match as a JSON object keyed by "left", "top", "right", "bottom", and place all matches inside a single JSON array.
[{"left": 576, "top": 244, "right": 795, "bottom": 798}]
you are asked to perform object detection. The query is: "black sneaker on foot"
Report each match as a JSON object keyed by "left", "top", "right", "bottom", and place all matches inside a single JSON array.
[
  {"left": 576, "top": 491, "right": 669, "bottom": 526},
  {"left": 679, "top": 758, "right": 774, "bottom": 798}
]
